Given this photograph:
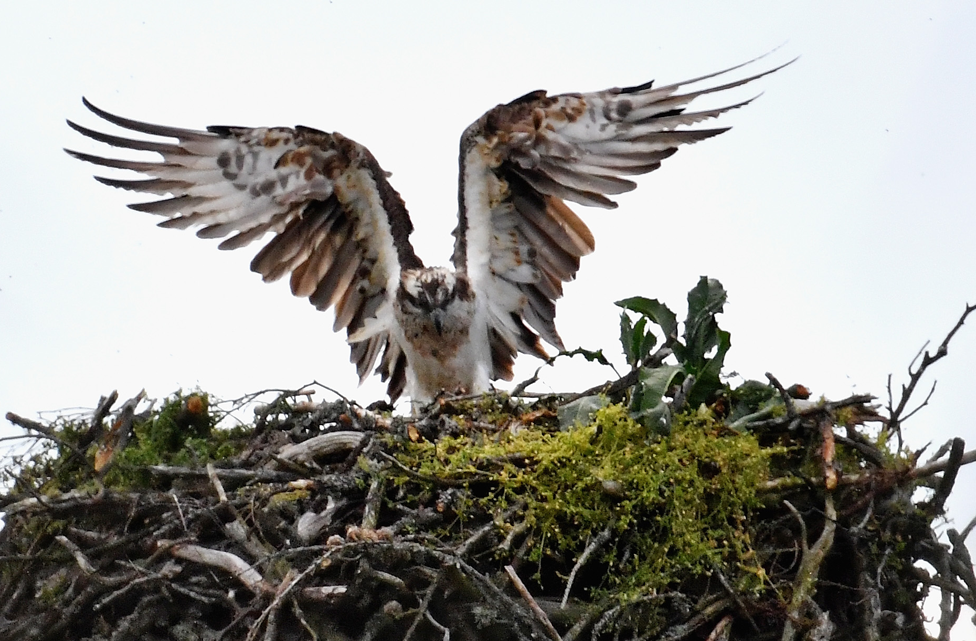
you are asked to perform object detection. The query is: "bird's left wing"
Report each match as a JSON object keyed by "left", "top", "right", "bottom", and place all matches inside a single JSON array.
[
  {"left": 454, "top": 58, "right": 789, "bottom": 381},
  {"left": 66, "top": 99, "right": 423, "bottom": 399}
]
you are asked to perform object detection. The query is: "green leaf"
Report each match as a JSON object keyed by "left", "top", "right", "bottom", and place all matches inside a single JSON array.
[
  {"left": 630, "top": 364, "right": 684, "bottom": 434},
  {"left": 558, "top": 395, "right": 610, "bottom": 430},
  {"left": 616, "top": 297, "right": 678, "bottom": 343},
  {"left": 680, "top": 277, "right": 727, "bottom": 369},
  {"left": 620, "top": 312, "right": 656, "bottom": 368},
  {"left": 620, "top": 311, "right": 636, "bottom": 366},
  {"left": 687, "top": 329, "right": 731, "bottom": 408}
]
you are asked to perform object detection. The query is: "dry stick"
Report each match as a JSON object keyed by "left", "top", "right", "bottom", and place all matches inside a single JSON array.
[
  {"left": 424, "top": 611, "right": 451, "bottom": 641},
  {"left": 403, "top": 575, "right": 441, "bottom": 641},
  {"left": 456, "top": 501, "right": 526, "bottom": 558},
  {"left": 276, "top": 431, "right": 367, "bottom": 465},
  {"left": 5, "top": 412, "right": 99, "bottom": 476},
  {"left": 206, "top": 463, "right": 270, "bottom": 559},
  {"left": 780, "top": 495, "right": 837, "bottom": 641},
  {"left": 504, "top": 565, "right": 561, "bottom": 641},
  {"left": 290, "top": 597, "right": 320, "bottom": 641},
  {"left": 499, "top": 520, "right": 531, "bottom": 552},
  {"left": 557, "top": 343, "right": 672, "bottom": 405},
  {"left": 946, "top": 529, "right": 976, "bottom": 602},
  {"left": 147, "top": 465, "right": 300, "bottom": 483},
  {"left": 54, "top": 535, "right": 96, "bottom": 575},
  {"left": 888, "top": 303, "right": 976, "bottom": 446},
  {"left": 743, "top": 393, "right": 878, "bottom": 431},
  {"left": 705, "top": 614, "right": 734, "bottom": 641},
  {"left": 820, "top": 415, "right": 838, "bottom": 491},
  {"left": 926, "top": 438, "right": 965, "bottom": 515},
  {"left": 561, "top": 525, "right": 613, "bottom": 609},
  {"left": 206, "top": 463, "right": 229, "bottom": 503},
  {"left": 162, "top": 540, "right": 270, "bottom": 594},
  {"left": 245, "top": 550, "right": 336, "bottom": 641},
  {"left": 376, "top": 450, "right": 469, "bottom": 487},
  {"left": 709, "top": 562, "right": 759, "bottom": 634},
  {"left": 658, "top": 597, "right": 733, "bottom": 641},
  {"left": 361, "top": 474, "right": 385, "bottom": 531},
  {"left": 169, "top": 491, "right": 188, "bottom": 532},
  {"left": 762, "top": 445, "right": 976, "bottom": 493},
  {"left": 765, "top": 372, "right": 798, "bottom": 426},
  {"left": 400, "top": 543, "right": 535, "bottom": 641}
]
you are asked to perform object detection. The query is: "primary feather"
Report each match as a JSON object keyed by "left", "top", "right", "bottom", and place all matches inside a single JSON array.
[{"left": 67, "top": 56, "right": 790, "bottom": 405}]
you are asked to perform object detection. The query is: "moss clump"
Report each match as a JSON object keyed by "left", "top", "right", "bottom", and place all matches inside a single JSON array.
[
  {"left": 4, "top": 391, "right": 253, "bottom": 494},
  {"left": 395, "top": 403, "right": 781, "bottom": 599},
  {"left": 103, "top": 392, "right": 251, "bottom": 488}
]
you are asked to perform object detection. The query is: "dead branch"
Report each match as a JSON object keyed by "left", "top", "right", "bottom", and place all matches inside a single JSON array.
[
  {"left": 160, "top": 540, "right": 271, "bottom": 594},
  {"left": 887, "top": 303, "right": 976, "bottom": 443},
  {"left": 504, "top": 565, "right": 561, "bottom": 641}
]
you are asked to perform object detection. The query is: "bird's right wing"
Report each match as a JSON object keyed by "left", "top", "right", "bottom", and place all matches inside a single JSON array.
[{"left": 66, "top": 99, "right": 423, "bottom": 399}]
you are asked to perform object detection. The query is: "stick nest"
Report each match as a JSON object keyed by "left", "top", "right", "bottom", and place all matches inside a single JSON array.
[{"left": 2, "top": 378, "right": 975, "bottom": 641}]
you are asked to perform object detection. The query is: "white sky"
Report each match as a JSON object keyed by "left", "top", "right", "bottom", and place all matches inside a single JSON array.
[{"left": 2, "top": 2, "right": 976, "bottom": 635}]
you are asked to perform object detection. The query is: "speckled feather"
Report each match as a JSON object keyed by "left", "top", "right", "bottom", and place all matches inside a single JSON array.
[
  {"left": 67, "top": 57, "right": 788, "bottom": 403},
  {"left": 66, "top": 100, "right": 419, "bottom": 399},
  {"left": 455, "top": 58, "right": 792, "bottom": 381}
]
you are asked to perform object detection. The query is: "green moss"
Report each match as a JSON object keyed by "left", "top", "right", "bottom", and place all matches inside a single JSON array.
[
  {"left": 394, "top": 404, "right": 783, "bottom": 599},
  {"left": 5, "top": 390, "right": 253, "bottom": 493},
  {"left": 268, "top": 489, "right": 311, "bottom": 505},
  {"left": 104, "top": 392, "right": 251, "bottom": 488}
]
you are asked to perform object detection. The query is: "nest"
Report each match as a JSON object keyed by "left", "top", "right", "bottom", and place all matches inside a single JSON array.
[{"left": 3, "top": 296, "right": 976, "bottom": 641}]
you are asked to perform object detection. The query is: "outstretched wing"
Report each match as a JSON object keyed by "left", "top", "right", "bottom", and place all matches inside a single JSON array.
[
  {"left": 66, "top": 99, "right": 422, "bottom": 399},
  {"left": 454, "top": 58, "right": 790, "bottom": 380}
]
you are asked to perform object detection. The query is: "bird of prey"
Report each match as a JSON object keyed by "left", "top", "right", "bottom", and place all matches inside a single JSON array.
[{"left": 67, "top": 58, "right": 786, "bottom": 405}]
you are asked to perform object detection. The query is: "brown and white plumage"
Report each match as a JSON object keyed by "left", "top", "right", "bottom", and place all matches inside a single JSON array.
[{"left": 67, "top": 57, "right": 788, "bottom": 404}]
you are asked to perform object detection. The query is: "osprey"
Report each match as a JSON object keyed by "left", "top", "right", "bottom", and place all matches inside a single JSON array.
[{"left": 67, "top": 59, "right": 785, "bottom": 404}]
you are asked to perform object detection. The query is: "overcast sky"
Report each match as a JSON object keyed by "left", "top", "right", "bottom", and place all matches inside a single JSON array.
[{"left": 2, "top": 2, "right": 975, "bottom": 634}]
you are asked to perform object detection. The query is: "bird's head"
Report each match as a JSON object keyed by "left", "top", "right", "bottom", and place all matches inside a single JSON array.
[{"left": 396, "top": 267, "right": 474, "bottom": 335}]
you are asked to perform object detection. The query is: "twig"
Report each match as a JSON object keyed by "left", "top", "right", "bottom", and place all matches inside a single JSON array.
[
  {"left": 705, "top": 614, "right": 733, "bottom": 641},
  {"left": 170, "top": 491, "right": 188, "bottom": 532},
  {"left": 54, "top": 535, "right": 96, "bottom": 575},
  {"left": 781, "top": 495, "right": 837, "bottom": 641},
  {"left": 403, "top": 574, "right": 440, "bottom": 641},
  {"left": 499, "top": 520, "right": 531, "bottom": 553},
  {"left": 558, "top": 344, "right": 671, "bottom": 405},
  {"left": 424, "top": 611, "right": 450, "bottom": 641},
  {"left": 245, "top": 551, "right": 335, "bottom": 641},
  {"left": 820, "top": 416, "right": 837, "bottom": 491},
  {"left": 206, "top": 463, "right": 229, "bottom": 503},
  {"left": 147, "top": 465, "right": 300, "bottom": 483},
  {"left": 762, "top": 444, "right": 976, "bottom": 492},
  {"left": 744, "top": 393, "right": 878, "bottom": 431},
  {"left": 511, "top": 365, "right": 544, "bottom": 397},
  {"left": 924, "top": 438, "right": 965, "bottom": 516},
  {"left": 765, "top": 372, "right": 797, "bottom": 427},
  {"left": 561, "top": 525, "right": 613, "bottom": 609},
  {"left": 456, "top": 501, "right": 525, "bottom": 558},
  {"left": 504, "top": 565, "right": 561, "bottom": 641},
  {"left": 361, "top": 474, "right": 385, "bottom": 531},
  {"left": 160, "top": 540, "right": 270, "bottom": 594},
  {"left": 658, "top": 596, "right": 733, "bottom": 641},
  {"left": 290, "top": 597, "right": 319, "bottom": 641},
  {"left": 276, "top": 431, "right": 367, "bottom": 465},
  {"left": 375, "top": 450, "right": 470, "bottom": 487},
  {"left": 887, "top": 303, "right": 976, "bottom": 445},
  {"left": 4, "top": 412, "right": 98, "bottom": 475},
  {"left": 710, "top": 562, "right": 759, "bottom": 633}
]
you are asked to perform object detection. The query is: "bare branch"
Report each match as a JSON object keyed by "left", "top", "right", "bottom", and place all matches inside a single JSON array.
[
  {"left": 504, "top": 565, "right": 561, "bottom": 641},
  {"left": 887, "top": 303, "right": 976, "bottom": 441}
]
